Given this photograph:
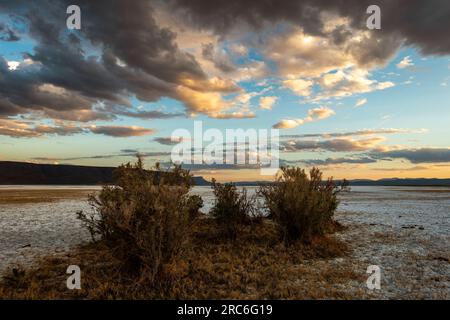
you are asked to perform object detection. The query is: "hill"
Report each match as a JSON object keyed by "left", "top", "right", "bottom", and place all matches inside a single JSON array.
[{"left": 0, "top": 161, "right": 211, "bottom": 186}]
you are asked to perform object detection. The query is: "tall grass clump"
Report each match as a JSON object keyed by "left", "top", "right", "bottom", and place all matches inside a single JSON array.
[
  {"left": 210, "top": 179, "right": 256, "bottom": 240},
  {"left": 259, "top": 167, "right": 347, "bottom": 245},
  {"left": 76, "top": 157, "right": 202, "bottom": 284}
]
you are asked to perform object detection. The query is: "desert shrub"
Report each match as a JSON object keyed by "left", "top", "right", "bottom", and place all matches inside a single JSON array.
[
  {"left": 186, "top": 194, "right": 204, "bottom": 221},
  {"left": 76, "top": 157, "right": 202, "bottom": 283},
  {"left": 258, "top": 167, "right": 347, "bottom": 245},
  {"left": 209, "top": 179, "right": 256, "bottom": 240}
]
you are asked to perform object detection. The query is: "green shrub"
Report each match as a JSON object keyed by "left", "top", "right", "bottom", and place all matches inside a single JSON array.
[
  {"left": 77, "top": 157, "right": 201, "bottom": 283},
  {"left": 209, "top": 179, "right": 256, "bottom": 240},
  {"left": 258, "top": 167, "right": 347, "bottom": 245}
]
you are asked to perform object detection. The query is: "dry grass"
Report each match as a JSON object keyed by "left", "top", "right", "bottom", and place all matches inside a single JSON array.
[
  {"left": 0, "top": 217, "right": 356, "bottom": 300},
  {"left": 0, "top": 189, "right": 97, "bottom": 204}
]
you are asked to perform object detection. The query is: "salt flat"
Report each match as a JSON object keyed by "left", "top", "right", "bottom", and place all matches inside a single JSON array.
[{"left": 0, "top": 185, "right": 448, "bottom": 298}]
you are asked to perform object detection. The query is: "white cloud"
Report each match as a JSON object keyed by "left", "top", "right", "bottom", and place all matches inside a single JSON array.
[
  {"left": 273, "top": 119, "right": 303, "bottom": 129},
  {"left": 7, "top": 61, "right": 20, "bottom": 70},
  {"left": 230, "top": 43, "right": 248, "bottom": 56},
  {"left": 273, "top": 107, "right": 335, "bottom": 129},
  {"left": 283, "top": 79, "right": 314, "bottom": 96},
  {"left": 259, "top": 96, "right": 278, "bottom": 110},
  {"left": 355, "top": 98, "right": 368, "bottom": 107},
  {"left": 308, "top": 68, "right": 395, "bottom": 102},
  {"left": 397, "top": 56, "right": 414, "bottom": 69}
]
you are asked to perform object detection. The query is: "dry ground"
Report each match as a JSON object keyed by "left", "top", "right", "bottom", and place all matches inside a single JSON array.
[
  {"left": 0, "top": 219, "right": 365, "bottom": 299},
  {"left": 0, "top": 189, "right": 98, "bottom": 205}
]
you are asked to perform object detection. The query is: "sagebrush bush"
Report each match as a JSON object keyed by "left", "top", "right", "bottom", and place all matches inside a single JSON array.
[
  {"left": 186, "top": 194, "right": 204, "bottom": 221},
  {"left": 259, "top": 167, "right": 347, "bottom": 245},
  {"left": 77, "top": 157, "right": 202, "bottom": 283},
  {"left": 210, "top": 179, "right": 256, "bottom": 240}
]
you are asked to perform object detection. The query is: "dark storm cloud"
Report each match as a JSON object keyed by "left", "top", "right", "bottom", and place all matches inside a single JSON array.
[
  {"left": 0, "top": 23, "right": 20, "bottom": 41},
  {"left": 0, "top": 56, "right": 100, "bottom": 116},
  {"left": 201, "top": 43, "right": 237, "bottom": 73},
  {"left": 2, "top": 0, "right": 449, "bottom": 129},
  {"left": 0, "top": 0, "right": 210, "bottom": 122},
  {"left": 166, "top": 0, "right": 450, "bottom": 55},
  {"left": 78, "top": 0, "right": 205, "bottom": 82}
]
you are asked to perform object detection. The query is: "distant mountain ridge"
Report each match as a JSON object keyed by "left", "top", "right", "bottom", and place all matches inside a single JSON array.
[
  {"left": 234, "top": 178, "right": 450, "bottom": 187},
  {"left": 0, "top": 161, "right": 211, "bottom": 186},
  {"left": 0, "top": 161, "right": 449, "bottom": 186},
  {"left": 346, "top": 178, "right": 450, "bottom": 187}
]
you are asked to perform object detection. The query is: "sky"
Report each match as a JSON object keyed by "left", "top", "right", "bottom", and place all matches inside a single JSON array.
[{"left": 1, "top": 0, "right": 450, "bottom": 182}]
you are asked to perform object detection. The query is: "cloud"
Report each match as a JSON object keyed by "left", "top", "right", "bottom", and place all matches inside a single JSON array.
[
  {"left": 114, "top": 109, "right": 184, "bottom": 119},
  {"left": 229, "top": 43, "right": 248, "bottom": 56},
  {"left": 371, "top": 166, "right": 429, "bottom": 172},
  {"left": 0, "top": 1, "right": 249, "bottom": 126},
  {"left": 281, "top": 128, "right": 427, "bottom": 139},
  {"left": 2, "top": 0, "right": 449, "bottom": 138},
  {"left": 283, "top": 79, "right": 314, "bottom": 96},
  {"left": 165, "top": 0, "right": 450, "bottom": 56},
  {"left": 7, "top": 61, "right": 20, "bottom": 70},
  {"left": 273, "top": 106, "right": 335, "bottom": 129},
  {"left": 307, "top": 106, "right": 335, "bottom": 120},
  {"left": 201, "top": 42, "right": 237, "bottom": 73},
  {"left": 283, "top": 146, "right": 450, "bottom": 167},
  {"left": 282, "top": 137, "right": 385, "bottom": 152},
  {"left": 0, "top": 23, "right": 20, "bottom": 41},
  {"left": 397, "top": 56, "right": 414, "bottom": 69},
  {"left": 355, "top": 98, "right": 368, "bottom": 108},
  {"left": 259, "top": 96, "right": 277, "bottom": 110},
  {"left": 263, "top": 25, "right": 396, "bottom": 101},
  {"left": 0, "top": 118, "right": 84, "bottom": 138},
  {"left": 88, "top": 125, "right": 156, "bottom": 137},
  {"left": 273, "top": 119, "right": 302, "bottom": 130},
  {"left": 0, "top": 118, "right": 159, "bottom": 138},
  {"left": 154, "top": 136, "right": 190, "bottom": 145},
  {"left": 211, "top": 111, "right": 256, "bottom": 119},
  {"left": 175, "top": 85, "right": 231, "bottom": 116},
  {"left": 32, "top": 150, "right": 171, "bottom": 162},
  {"left": 311, "top": 68, "right": 395, "bottom": 101},
  {"left": 370, "top": 148, "right": 450, "bottom": 163},
  {"left": 299, "top": 157, "right": 377, "bottom": 166},
  {"left": 265, "top": 27, "right": 397, "bottom": 79}
]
